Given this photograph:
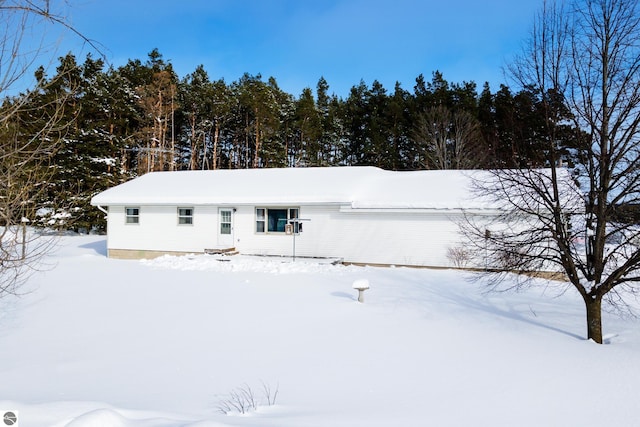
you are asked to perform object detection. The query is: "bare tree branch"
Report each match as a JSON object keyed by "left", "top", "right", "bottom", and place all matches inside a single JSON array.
[
  {"left": 0, "top": 1, "right": 95, "bottom": 296},
  {"left": 474, "top": 0, "right": 640, "bottom": 343}
]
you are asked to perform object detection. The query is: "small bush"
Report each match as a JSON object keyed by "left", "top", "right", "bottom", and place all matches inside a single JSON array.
[
  {"left": 216, "top": 381, "right": 279, "bottom": 415},
  {"left": 447, "top": 246, "right": 473, "bottom": 268}
]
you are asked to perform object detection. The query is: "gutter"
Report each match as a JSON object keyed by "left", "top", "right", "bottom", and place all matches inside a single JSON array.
[
  {"left": 339, "top": 206, "right": 503, "bottom": 215},
  {"left": 89, "top": 201, "right": 351, "bottom": 207}
]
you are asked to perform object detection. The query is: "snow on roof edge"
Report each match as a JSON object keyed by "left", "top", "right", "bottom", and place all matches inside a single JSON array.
[{"left": 90, "top": 167, "right": 576, "bottom": 210}]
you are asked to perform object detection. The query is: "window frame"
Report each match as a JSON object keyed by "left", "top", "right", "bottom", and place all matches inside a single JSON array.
[
  {"left": 125, "top": 207, "right": 140, "bottom": 225},
  {"left": 178, "top": 207, "right": 194, "bottom": 225},
  {"left": 255, "top": 207, "right": 300, "bottom": 234},
  {"left": 256, "top": 208, "right": 266, "bottom": 233}
]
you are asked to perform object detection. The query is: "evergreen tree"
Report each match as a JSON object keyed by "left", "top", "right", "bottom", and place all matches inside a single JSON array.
[
  {"left": 478, "top": 82, "right": 500, "bottom": 165},
  {"left": 36, "top": 54, "right": 137, "bottom": 231},
  {"left": 367, "top": 80, "right": 393, "bottom": 168},
  {"left": 178, "top": 65, "right": 214, "bottom": 170},
  {"left": 208, "top": 78, "right": 234, "bottom": 169},
  {"left": 233, "top": 73, "right": 282, "bottom": 168},
  {"left": 264, "top": 76, "right": 292, "bottom": 168},
  {"left": 122, "top": 49, "right": 179, "bottom": 173},
  {"left": 386, "top": 82, "right": 413, "bottom": 170},
  {"left": 315, "top": 77, "right": 342, "bottom": 165},
  {"left": 341, "top": 80, "right": 372, "bottom": 165},
  {"left": 293, "top": 87, "right": 322, "bottom": 166}
]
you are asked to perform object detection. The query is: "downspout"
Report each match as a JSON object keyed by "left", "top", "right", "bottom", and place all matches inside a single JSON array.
[{"left": 96, "top": 205, "right": 109, "bottom": 258}]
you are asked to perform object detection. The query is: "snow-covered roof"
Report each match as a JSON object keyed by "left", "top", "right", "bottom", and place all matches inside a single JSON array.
[{"left": 89, "top": 167, "right": 529, "bottom": 210}]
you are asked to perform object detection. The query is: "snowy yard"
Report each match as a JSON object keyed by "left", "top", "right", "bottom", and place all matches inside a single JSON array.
[{"left": 0, "top": 234, "right": 639, "bottom": 426}]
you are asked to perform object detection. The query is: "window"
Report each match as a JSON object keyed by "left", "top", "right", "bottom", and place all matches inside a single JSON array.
[
  {"left": 178, "top": 207, "right": 194, "bottom": 225},
  {"left": 256, "top": 208, "right": 265, "bottom": 232},
  {"left": 268, "top": 208, "right": 288, "bottom": 232},
  {"left": 256, "top": 207, "right": 299, "bottom": 233},
  {"left": 289, "top": 208, "right": 300, "bottom": 233},
  {"left": 125, "top": 207, "right": 139, "bottom": 224},
  {"left": 220, "top": 209, "right": 231, "bottom": 234}
]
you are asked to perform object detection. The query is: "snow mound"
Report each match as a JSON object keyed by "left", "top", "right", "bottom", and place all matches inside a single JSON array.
[
  {"left": 63, "top": 407, "right": 212, "bottom": 427},
  {"left": 64, "top": 408, "right": 131, "bottom": 427},
  {"left": 141, "top": 253, "right": 353, "bottom": 275}
]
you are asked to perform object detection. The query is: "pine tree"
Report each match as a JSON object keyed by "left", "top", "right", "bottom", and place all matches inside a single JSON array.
[
  {"left": 36, "top": 54, "right": 137, "bottom": 231},
  {"left": 179, "top": 65, "right": 214, "bottom": 170},
  {"left": 341, "top": 80, "right": 372, "bottom": 165},
  {"left": 233, "top": 73, "right": 281, "bottom": 168},
  {"left": 387, "top": 82, "right": 413, "bottom": 170},
  {"left": 315, "top": 77, "right": 342, "bottom": 165},
  {"left": 293, "top": 87, "right": 322, "bottom": 166},
  {"left": 123, "top": 49, "right": 179, "bottom": 173}
]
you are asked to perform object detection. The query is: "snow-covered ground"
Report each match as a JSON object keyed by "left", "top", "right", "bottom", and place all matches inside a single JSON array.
[{"left": 0, "top": 234, "right": 639, "bottom": 426}]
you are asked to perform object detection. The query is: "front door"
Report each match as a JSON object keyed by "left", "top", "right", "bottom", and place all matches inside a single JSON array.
[{"left": 218, "top": 208, "right": 234, "bottom": 247}]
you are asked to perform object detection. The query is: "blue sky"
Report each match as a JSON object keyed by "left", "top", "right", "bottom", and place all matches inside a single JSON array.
[{"left": 62, "top": 0, "right": 542, "bottom": 98}]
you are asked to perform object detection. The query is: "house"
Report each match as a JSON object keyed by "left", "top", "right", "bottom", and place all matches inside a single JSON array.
[{"left": 90, "top": 166, "right": 504, "bottom": 267}]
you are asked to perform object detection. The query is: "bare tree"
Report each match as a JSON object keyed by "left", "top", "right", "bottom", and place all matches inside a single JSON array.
[
  {"left": 451, "top": 109, "right": 487, "bottom": 169},
  {"left": 469, "top": 0, "right": 640, "bottom": 344},
  {"left": 0, "top": 1, "right": 95, "bottom": 296},
  {"left": 414, "top": 105, "right": 487, "bottom": 169},
  {"left": 0, "top": 87, "right": 72, "bottom": 295},
  {"left": 415, "top": 105, "right": 450, "bottom": 169}
]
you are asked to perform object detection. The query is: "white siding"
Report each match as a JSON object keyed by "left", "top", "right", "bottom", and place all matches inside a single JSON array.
[
  {"left": 107, "top": 205, "right": 220, "bottom": 253},
  {"left": 228, "top": 205, "right": 466, "bottom": 267},
  {"left": 332, "top": 209, "right": 465, "bottom": 266},
  {"left": 230, "top": 205, "right": 306, "bottom": 256},
  {"left": 106, "top": 203, "right": 471, "bottom": 267}
]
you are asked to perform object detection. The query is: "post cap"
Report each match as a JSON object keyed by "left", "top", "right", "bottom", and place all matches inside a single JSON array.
[{"left": 352, "top": 279, "right": 370, "bottom": 290}]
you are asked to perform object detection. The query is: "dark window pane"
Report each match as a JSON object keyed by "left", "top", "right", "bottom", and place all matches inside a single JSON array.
[
  {"left": 125, "top": 207, "right": 139, "bottom": 224},
  {"left": 268, "top": 209, "right": 287, "bottom": 232}
]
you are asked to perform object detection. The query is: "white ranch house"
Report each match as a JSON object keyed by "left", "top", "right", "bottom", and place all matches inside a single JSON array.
[{"left": 90, "top": 166, "right": 499, "bottom": 267}]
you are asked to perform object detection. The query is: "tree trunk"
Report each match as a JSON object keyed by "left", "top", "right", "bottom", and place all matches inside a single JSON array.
[
  {"left": 584, "top": 295, "right": 603, "bottom": 344},
  {"left": 213, "top": 124, "right": 220, "bottom": 170},
  {"left": 189, "top": 117, "right": 197, "bottom": 170},
  {"left": 253, "top": 116, "right": 261, "bottom": 168}
]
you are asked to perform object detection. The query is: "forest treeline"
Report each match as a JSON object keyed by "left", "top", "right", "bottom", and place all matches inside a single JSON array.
[{"left": 3, "top": 49, "right": 583, "bottom": 231}]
